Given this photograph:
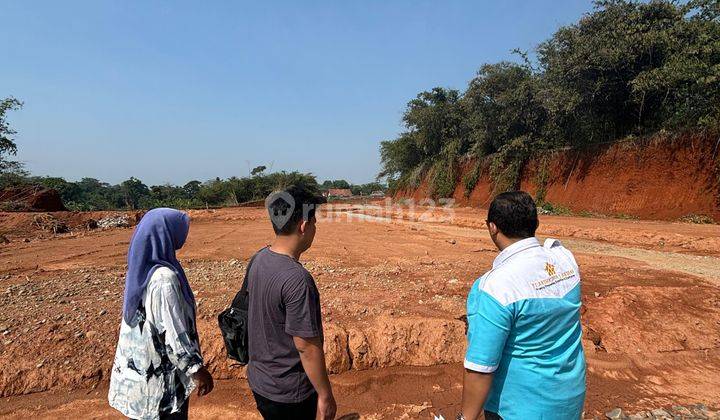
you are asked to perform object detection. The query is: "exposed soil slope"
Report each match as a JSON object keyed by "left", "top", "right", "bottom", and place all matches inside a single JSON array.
[{"left": 398, "top": 133, "right": 720, "bottom": 221}]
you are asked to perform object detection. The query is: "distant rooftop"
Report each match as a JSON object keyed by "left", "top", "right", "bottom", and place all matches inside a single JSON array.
[{"left": 324, "top": 188, "right": 353, "bottom": 197}]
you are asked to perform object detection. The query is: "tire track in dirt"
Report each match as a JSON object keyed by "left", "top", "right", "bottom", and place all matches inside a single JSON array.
[
  {"left": 348, "top": 208, "right": 720, "bottom": 284},
  {"left": 562, "top": 238, "right": 720, "bottom": 285}
]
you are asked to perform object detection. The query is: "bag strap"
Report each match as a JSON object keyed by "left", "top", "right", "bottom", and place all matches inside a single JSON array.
[{"left": 239, "top": 247, "right": 264, "bottom": 292}]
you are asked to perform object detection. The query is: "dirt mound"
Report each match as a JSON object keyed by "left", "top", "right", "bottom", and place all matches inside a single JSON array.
[{"left": 0, "top": 186, "right": 66, "bottom": 212}]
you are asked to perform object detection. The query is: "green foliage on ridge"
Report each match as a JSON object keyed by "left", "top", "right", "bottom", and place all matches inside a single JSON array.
[{"left": 379, "top": 0, "right": 720, "bottom": 198}]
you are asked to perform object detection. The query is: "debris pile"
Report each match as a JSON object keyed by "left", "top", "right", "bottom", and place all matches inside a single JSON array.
[
  {"left": 84, "top": 219, "right": 99, "bottom": 230},
  {"left": 32, "top": 214, "right": 69, "bottom": 234},
  {"left": 97, "top": 214, "right": 131, "bottom": 229}
]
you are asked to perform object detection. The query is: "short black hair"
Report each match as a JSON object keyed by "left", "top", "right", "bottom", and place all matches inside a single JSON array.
[
  {"left": 266, "top": 184, "right": 326, "bottom": 235},
  {"left": 487, "top": 191, "right": 538, "bottom": 239}
]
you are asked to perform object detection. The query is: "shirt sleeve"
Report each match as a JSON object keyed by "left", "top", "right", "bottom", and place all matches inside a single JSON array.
[
  {"left": 465, "top": 282, "right": 513, "bottom": 373},
  {"left": 282, "top": 269, "right": 322, "bottom": 338},
  {"left": 149, "top": 270, "right": 204, "bottom": 376}
]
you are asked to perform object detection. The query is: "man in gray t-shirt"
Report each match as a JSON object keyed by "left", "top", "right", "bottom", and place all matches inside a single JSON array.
[
  {"left": 247, "top": 246, "right": 323, "bottom": 402},
  {"left": 247, "top": 185, "right": 335, "bottom": 420}
]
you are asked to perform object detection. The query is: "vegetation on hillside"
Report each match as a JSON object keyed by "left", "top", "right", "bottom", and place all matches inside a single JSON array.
[{"left": 379, "top": 0, "right": 720, "bottom": 198}]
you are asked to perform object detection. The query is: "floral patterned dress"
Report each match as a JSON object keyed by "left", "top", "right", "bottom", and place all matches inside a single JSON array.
[{"left": 108, "top": 267, "right": 203, "bottom": 419}]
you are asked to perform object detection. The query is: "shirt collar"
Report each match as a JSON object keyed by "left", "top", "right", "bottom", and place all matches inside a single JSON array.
[{"left": 493, "top": 237, "right": 541, "bottom": 268}]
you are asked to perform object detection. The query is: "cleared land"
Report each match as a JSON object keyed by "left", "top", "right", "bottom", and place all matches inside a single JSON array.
[{"left": 1, "top": 204, "right": 719, "bottom": 418}]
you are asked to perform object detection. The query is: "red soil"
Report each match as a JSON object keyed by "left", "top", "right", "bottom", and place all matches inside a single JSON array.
[
  {"left": 399, "top": 133, "right": 720, "bottom": 221},
  {"left": 0, "top": 187, "right": 66, "bottom": 212},
  {"left": 1, "top": 205, "right": 719, "bottom": 418}
]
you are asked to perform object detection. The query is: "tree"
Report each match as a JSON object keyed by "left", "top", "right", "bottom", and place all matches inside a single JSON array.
[
  {"left": 402, "top": 87, "right": 467, "bottom": 159},
  {"left": 183, "top": 180, "right": 202, "bottom": 198},
  {"left": 263, "top": 171, "right": 320, "bottom": 195},
  {"left": 71, "top": 178, "right": 116, "bottom": 210},
  {"left": 321, "top": 180, "right": 351, "bottom": 190},
  {"left": 0, "top": 97, "right": 24, "bottom": 174},
  {"left": 120, "top": 177, "right": 150, "bottom": 209},
  {"left": 251, "top": 165, "right": 267, "bottom": 176},
  {"left": 197, "top": 178, "right": 230, "bottom": 206},
  {"left": 379, "top": 133, "right": 424, "bottom": 182},
  {"left": 350, "top": 182, "right": 386, "bottom": 196},
  {"left": 378, "top": 0, "right": 720, "bottom": 196},
  {"left": 536, "top": 0, "right": 720, "bottom": 141},
  {"left": 464, "top": 61, "right": 546, "bottom": 155}
]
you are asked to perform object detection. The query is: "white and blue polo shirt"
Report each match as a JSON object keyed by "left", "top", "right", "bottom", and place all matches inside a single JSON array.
[{"left": 465, "top": 237, "right": 586, "bottom": 419}]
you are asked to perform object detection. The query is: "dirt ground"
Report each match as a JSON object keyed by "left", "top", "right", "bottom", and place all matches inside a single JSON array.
[{"left": 1, "top": 204, "right": 719, "bottom": 419}]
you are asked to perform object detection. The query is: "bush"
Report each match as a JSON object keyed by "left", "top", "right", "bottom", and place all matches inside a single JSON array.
[{"left": 538, "top": 202, "right": 573, "bottom": 216}]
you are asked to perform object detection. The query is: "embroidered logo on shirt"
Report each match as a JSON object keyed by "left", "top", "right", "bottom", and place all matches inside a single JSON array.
[
  {"left": 532, "top": 266, "right": 576, "bottom": 290},
  {"left": 545, "top": 262, "right": 557, "bottom": 276}
]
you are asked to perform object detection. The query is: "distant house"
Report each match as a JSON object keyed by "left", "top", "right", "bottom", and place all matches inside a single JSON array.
[{"left": 324, "top": 188, "right": 353, "bottom": 198}]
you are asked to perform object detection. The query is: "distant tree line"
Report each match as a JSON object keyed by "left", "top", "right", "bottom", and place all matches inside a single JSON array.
[
  {"left": 0, "top": 171, "right": 320, "bottom": 211},
  {"left": 321, "top": 180, "right": 386, "bottom": 196},
  {"left": 1, "top": 169, "right": 387, "bottom": 211},
  {"left": 0, "top": 95, "right": 386, "bottom": 211},
  {"left": 0, "top": 101, "right": 327, "bottom": 210},
  {"left": 0, "top": 112, "right": 386, "bottom": 211},
  {"left": 379, "top": 0, "right": 720, "bottom": 198}
]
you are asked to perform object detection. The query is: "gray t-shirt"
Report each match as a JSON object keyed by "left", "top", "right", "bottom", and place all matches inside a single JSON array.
[{"left": 247, "top": 247, "right": 323, "bottom": 403}]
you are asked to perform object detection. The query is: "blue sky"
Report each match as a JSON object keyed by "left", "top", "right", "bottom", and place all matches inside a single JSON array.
[{"left": 1, "top": 1, "right": 593, "bottom": 186}]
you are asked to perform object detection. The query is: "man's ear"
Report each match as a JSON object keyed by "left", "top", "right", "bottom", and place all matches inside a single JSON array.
[
  {"left": 298, "top": 219, "right": 308, "bottom": 235},
  {"left": 487, "top": 221, "right": 499, "bottom": 237}
]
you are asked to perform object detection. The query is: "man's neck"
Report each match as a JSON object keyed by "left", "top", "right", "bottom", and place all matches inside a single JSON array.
[
  {"left": 496, "top": 236, "right": 529, "bottom": 252},
  {"left": 270, "top": 236, "right": 302, "bottom": 260}
]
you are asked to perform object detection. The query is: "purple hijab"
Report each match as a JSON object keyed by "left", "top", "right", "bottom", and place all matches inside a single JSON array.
[{"left": 121, "top": 208, "right": 195, "bottom": 324}]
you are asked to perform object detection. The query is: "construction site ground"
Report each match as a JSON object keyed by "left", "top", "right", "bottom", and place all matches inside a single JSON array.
[{"left": 1, "top": 204, "right": 719, "bottom": 418}]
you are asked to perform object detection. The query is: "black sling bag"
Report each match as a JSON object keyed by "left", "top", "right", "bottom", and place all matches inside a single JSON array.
[{"left": 217, "top": 252, "right": 259, "bottom": 365}]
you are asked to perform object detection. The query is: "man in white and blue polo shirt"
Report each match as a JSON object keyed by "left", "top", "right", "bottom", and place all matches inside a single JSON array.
[{"left": 460, "top": 191, "right": 586, "bottom": 420}]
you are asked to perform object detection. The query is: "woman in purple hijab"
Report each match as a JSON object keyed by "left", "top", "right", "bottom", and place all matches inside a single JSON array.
[{"left": 108, "top": 208, "right": 213, "bottom": 420}]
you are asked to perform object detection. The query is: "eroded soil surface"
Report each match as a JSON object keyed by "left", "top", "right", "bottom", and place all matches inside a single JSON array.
[{"left": 1, "top": 204, "right": 719, "bottom": 418}]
